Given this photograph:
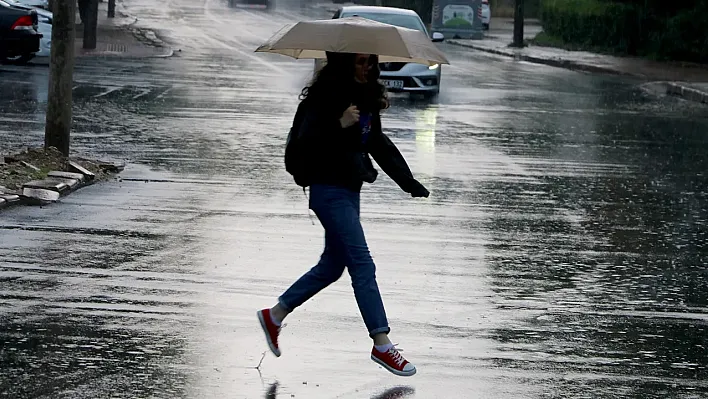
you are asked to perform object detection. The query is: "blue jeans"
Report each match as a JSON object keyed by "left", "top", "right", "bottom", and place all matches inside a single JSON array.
[{"left": 278, "top": 184, "right": 390, "bottom": 337}]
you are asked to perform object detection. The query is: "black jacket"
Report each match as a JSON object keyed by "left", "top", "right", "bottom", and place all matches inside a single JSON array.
[{"left": 295, "top": 97, "right": 426, "bottom": 194}]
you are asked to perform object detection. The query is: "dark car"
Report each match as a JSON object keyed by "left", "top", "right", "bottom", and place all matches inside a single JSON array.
[{"left": 0, "top": 0, "right": 42, "bottom": 65}]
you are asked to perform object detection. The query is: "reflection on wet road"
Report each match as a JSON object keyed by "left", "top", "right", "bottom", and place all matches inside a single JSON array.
[{"left": 1, "top": 0, "right": 708, "bottom": 397}]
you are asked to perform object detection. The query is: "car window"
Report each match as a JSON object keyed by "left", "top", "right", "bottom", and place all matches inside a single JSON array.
[
  {"left": 341, "top": 12, "right": 427, "bottom": 33},
  {"left": 332, "top": 9, "right": 341, "bottom": 19}
]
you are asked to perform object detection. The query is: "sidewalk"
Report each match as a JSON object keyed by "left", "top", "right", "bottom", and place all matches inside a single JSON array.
[
  {"left": 73, "top": 1, "right": 172, "bottom": 58},
  {"left": 448, "top": 18, "right": 708, "bottom": 104}
]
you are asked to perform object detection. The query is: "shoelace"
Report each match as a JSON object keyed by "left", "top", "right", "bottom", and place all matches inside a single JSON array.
[
  {"left": 387, "top": 347, "right": 405, "bottom": 367},
  {"left": 273, "top": 322, "right": 286, "bottom": 335}
]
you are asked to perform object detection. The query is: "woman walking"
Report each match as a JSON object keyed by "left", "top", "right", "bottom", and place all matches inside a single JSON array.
[{"left": 257, "top": 51, "right": 430, "bottom": 377}]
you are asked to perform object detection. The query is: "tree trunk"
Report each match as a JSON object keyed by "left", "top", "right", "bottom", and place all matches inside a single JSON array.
[
  {"left": 108, "top": 0, "right": 115, "bottom": 18},
  {"left": 45, "top": 0, "right": 76, "bottom": 156},
  {"left": 78, "top": 0, "right": 88, "bottom": 24},
  {"left": 83, "top": 0, "right": 99, "bottom": 49},
  {"left": 512, "top": 0, "right": 525, "bottom": 47}
]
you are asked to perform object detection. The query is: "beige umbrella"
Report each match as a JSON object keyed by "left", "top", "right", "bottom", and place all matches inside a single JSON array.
[{"left": 255, "top": 16, "right": 450, "bottom": 66}]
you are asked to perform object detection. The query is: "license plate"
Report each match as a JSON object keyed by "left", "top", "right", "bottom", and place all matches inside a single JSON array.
[{"left": 382, "top": 80, "right": 404, "bottom": 89}]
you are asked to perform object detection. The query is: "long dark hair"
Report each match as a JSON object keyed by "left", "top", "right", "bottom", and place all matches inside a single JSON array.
[{"left": 299, "top": 52, "right": 389, "bottom": 112}]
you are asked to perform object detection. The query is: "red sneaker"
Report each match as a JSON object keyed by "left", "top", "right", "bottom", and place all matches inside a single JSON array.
[
  {"left": 370, "top": 346, "right": 416, "bottom": 376},
  {"left": 257, "top": 308, "right": 281, "bottom": 357}
]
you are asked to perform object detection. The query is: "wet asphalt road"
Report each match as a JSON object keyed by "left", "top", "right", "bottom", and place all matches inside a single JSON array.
[{"left": 2, "top": 0, "right": 708, "bottom": 398}]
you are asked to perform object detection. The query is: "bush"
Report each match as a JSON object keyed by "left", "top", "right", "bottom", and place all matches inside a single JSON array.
[
  {"left": 539, "top": 0, "right": 708, "bottom": 62},
  {"left": 652, "top": 5, "right": 708, "bottom": 62},
  {"left": 539, "top": 0, "right": 648, "bottom": 54},
  {"left": 490, "top": 0, "right": 541, "bottom": 18}
]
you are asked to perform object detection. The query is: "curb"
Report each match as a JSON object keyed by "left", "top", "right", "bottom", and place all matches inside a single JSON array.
[
  {"left": 447, "top": 40, "right": 634, "bottom": 78},
  {"left": 153, "top": 48, "right": 175, "bottom": 58},
  {"left": 127, "top": 27, "right": 175, "bottom": 58},
  {"left": 666, "top": 83, "right": 708, "bottom": 104},
  {"left": 112, "top": 2, "right": 175, "bottom": 58}
]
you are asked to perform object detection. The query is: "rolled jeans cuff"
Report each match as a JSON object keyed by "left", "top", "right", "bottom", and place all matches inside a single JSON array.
[
  {"left": 369, "top": 326, "right": 390, "bottom": 338},
  {"left": 277, "top": 297, "right": 293, "bottom": 313}
]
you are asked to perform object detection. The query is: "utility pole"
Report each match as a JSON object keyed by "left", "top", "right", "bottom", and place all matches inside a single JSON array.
[
  {"left": 83, "top": 0, "right": 99, "bottom": 49},
  {"left": 108, "top": 0, "right": 115, "bottom": 18},
  {"left": 511, "top": 0, "right": 525, "bottom": 48},
  {"left": 45, "top": 0, "right": 75, "bottom": 156}
]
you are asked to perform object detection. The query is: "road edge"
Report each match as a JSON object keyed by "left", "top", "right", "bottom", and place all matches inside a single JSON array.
[
  {"left": 447, "top": 40, "right": 708, "bottom": 105},
  {"left": 446, "top": 39, "right": 632, "bottom": 77}
]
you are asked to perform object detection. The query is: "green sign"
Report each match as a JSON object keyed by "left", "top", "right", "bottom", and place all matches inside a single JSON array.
[{"left": 431, "top": 0, "right": 484, "bottom": 39}]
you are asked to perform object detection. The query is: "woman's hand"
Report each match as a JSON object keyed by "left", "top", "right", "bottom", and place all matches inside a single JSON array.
[
  {"left": 409, "top": 180, "right": 430, "bottom": 198},
  {"left": 339, "top": 104, "right": 360, "bottom": 128}
]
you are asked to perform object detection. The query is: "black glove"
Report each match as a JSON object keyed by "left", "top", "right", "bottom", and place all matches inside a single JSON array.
[{"left": 408, "top": 180, "right": 430, "bottom": 198}]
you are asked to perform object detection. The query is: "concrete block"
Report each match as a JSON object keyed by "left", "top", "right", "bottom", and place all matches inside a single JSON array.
[
  {"left": 98, "top": 161, "right": 126, "bottom": 173},
  {"left": 0, "top": 194, "right": 20, "bottom": 204},
  {"left": 22, "top": 188, "right": 60, "bottom": 203},
  {"left": 23, "top": 179, "right": 70, "bottom": 193},
  {"left": 68, "top": 161, "right": 96, "bottom": 181},
  {"left": 53, "top": 177, "right": 80, "bottom": 190},
  {"left": 48, "top": 171, "right": 86, "bottom": 183}
]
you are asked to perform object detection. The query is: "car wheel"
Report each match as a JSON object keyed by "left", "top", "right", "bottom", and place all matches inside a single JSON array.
[{"left": 2, "top": 53, "right": 34, "bottom": 65}]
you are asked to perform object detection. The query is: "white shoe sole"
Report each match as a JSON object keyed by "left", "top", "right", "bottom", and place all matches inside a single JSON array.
[
  {"left": 257, "top": 311, "right": 281, "bottom": 357},
  {"left": 371, "top": 354, "right": 417, "bottom": 376}
]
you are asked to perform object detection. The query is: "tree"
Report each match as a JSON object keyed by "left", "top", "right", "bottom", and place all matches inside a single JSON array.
[
  {"left": 511, "top": 0, "right": 524, "bottom": 48},
  {"left": 45, "top": 0, "right": 76, "bottom": 156},
  {"left": 83, "top": 0, "right": 99, "bottom": 49},
  {"left": 108, "top": 0, "right": 116, "bottom": 18}
]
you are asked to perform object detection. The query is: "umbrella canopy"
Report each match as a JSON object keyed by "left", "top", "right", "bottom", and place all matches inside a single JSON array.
[{"left": 255, "top": 16, "right": 450, "bottom": 66}]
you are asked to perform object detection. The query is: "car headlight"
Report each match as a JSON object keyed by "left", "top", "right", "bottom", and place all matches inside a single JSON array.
[{"left": 428, "top": 63, "right": 439, "bottom": 70}]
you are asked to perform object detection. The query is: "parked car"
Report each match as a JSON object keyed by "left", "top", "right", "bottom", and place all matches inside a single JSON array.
[
  {"left": 0, "top": 0, "right": 42, "bottom": 65},
  {"left": 320, "top": 6, "right": 445, "bottom": 98},
  {"left": 480, "top": 0, "right": 490, "bottom": 30},
  {"left": 13, "top": 0, "right": 47, "bottom": 9},
  {"left": 2, "top": 0, "right": 50, "bottom": 56}
]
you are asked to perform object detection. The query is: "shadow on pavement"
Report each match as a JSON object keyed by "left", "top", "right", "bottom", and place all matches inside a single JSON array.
[
  {"left": 371, "top": 385, "right": 416, "bottom": 399},
  {"left": 265, "top": 381, "right": 279, "bottom": 398}
]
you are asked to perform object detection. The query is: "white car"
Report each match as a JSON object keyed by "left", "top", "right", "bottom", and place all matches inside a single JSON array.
[
  {"left": 2, "top": 0, "right": 50, "bottom": 56},
  {"left": 35, "top": 12, "right": 50, "bottom": 56},
  {"left": 323, "top": 6, "right": 445, "bottom": 98},
  {"left": 480, "top": 0, "right": 490, "bottom": 30}
]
